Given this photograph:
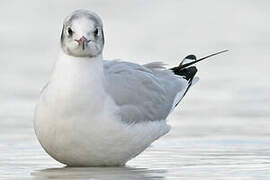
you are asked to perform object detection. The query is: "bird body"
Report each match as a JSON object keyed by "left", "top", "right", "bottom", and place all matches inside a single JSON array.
[
  {"left": 34, "top": 50, "right": 185, "bottom": 166},
  {"left": 34, "top": 9, "right": 226, "bottom": 166}
]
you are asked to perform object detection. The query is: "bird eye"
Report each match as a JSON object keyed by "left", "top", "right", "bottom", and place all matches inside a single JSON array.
[
  {"left": 94, "top": 28, "right": 98, "bottom": 36},
  {"left": 67, "top": 27, "right": 73, "bottom": 36}
]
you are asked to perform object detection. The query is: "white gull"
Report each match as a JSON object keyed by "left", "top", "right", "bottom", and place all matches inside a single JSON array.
[{"left": 34, "top": 9, "right": 227, "bottom": 166}]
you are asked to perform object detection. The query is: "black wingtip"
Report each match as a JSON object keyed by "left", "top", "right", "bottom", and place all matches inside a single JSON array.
[
  {"left": 172, "top": 66, "right": 197, "bottom": 81},
  {"left": 179, "top": 50, "right": 228, "bottom": 69},
  {"left": 185, "top": 55, "right": 196, "bottom": 60},
  {"left": 178, "top": 54, "right": 196, "bottom": 67},
  {"left": 170, "top": 50, "right": 228, "bottom": 81},
  {"left": 171, "top": 66, "right": 197, "bottom": 108}
]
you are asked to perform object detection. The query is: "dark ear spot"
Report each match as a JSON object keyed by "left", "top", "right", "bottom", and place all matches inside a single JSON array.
[
  {"left": 61, "top": 26, "right": 64, "bottom": 42},
  {"left": 101, "top": 29, "right": 105, "bottom": 45},
  {"left": 101, "top": 29, "right": 105, "bottom": 46}
]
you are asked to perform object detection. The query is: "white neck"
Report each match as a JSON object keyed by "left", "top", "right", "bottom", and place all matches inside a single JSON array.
[
  {"left": 47, "top": 50, "right": 106, "bottom": 111},
  {"left": 52, "top": 50, "right": 104, "bottom": 84}
]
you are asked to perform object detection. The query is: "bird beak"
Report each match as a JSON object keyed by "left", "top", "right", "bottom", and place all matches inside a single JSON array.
[{"left": 75, "top": 36, "right": 90, "bottom": 50}]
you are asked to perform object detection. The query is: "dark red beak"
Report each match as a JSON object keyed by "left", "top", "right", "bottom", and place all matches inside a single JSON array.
[{"left": 75, "top": 36, "right": 90, "bottom": 50}]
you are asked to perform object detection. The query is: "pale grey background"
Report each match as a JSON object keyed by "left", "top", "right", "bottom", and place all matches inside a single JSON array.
[{"left": 0, "top": 0, "right": 270, "bottom": 179}]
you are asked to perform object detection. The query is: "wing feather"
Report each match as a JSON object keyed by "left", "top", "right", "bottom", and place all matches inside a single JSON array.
[{"left": 104, "top": 60, "right": 189, "bottom": 124}]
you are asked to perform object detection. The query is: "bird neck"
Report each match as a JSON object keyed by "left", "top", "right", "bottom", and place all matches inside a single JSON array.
[
  {"left": 43, "top": 50, "right": 108, "bottom": 116},
  {"left": 49, "top": 50, "right": 106, "bottom": 97},
  {"left": 54, "top": 50, "right": 104, "bottom": 80}
]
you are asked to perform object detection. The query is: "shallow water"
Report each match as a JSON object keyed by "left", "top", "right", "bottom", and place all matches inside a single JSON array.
[{"left": 1, "top": 0, "right": 270, "bottom": 179}]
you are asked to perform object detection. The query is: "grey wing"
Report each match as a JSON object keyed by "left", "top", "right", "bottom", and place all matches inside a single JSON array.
[{"left": 104, "top": 60, "right": 189, "bottom": 124}]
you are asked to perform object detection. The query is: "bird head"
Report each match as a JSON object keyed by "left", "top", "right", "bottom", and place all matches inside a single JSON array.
[{"left": 61, "top": 9, "right": 104, "bottom": 57}]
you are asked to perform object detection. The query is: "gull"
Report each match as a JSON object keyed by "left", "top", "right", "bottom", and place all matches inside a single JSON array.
[{"left": 34, "top": 9, "right": 227, "bottom": 166}]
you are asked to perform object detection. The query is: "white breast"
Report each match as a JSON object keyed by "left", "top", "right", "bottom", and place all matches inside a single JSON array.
[{"left": 34, "top": 51, "right": 170, "bottom": 166}]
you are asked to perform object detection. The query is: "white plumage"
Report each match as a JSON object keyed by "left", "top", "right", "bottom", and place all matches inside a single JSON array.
[{"left": 34, "top": 9, "right": 197, "bottom": 166}]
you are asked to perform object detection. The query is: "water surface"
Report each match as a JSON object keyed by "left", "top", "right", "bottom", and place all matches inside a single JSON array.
[{"left": 0, "top": 0, "right": 270, "bottom": 179}]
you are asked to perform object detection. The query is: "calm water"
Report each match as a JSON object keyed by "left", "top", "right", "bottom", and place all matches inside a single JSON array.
[{"left": 1, "top": 0, "right": 270, "bottom": 179}]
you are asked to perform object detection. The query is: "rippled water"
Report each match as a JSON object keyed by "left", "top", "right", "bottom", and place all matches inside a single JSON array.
[{"left": 1, "top": 0, "right": 270, "bottom": 179}]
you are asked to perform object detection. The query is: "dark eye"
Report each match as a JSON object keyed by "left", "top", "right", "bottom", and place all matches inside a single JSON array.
[
  {"left": 67, "top": 27, "right": 73, "bottom": 36},
  {"left": 94, "top": 28, "right": 98, "bottom": 36}
]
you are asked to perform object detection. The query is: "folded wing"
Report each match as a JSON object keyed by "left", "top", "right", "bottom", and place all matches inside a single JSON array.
[{"left": 103, "top": 60, "right": 192, "bottom": 124}]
